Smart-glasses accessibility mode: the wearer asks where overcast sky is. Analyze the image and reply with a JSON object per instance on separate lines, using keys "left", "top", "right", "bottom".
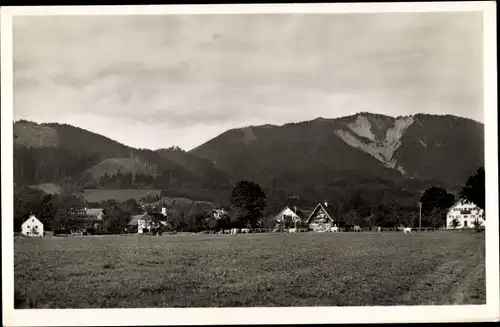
{"left": 13, "top": 12, "right": 483, "bottom": 150}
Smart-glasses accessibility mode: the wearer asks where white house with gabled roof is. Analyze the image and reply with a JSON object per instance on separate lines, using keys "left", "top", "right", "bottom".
{"left": 446, "top": 198, "right": 485, "bottom": 229}
{"left": 21, "top": 214, "right": 44, "bottom": 237}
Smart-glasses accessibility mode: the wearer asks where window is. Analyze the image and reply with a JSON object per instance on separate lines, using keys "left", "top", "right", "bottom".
{"left": 464, "top": 221, "right": 468, "bottom": 227}
{"left": 27, "top": 225, "right": 30, "bottom": 228}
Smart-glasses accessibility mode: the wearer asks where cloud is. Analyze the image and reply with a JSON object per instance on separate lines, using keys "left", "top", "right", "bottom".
{"left": 12, "top": 12, "right": 484, "bottom": 150}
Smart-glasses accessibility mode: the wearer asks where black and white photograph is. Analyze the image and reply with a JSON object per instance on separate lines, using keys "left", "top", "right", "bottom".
{"left": 1, "top": 2, "right": 498, "bottom": 325}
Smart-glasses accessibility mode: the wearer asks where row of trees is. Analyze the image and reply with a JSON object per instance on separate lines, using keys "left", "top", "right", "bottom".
{"left": 98, "top": 171, "right": 156, "bottom": 189}
{"left": 13, "top": 167, "right": 485, "bottom": 234}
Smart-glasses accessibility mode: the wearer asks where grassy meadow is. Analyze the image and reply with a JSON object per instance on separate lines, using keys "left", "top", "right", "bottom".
{"left": 14, "top": 231, "right": 485, "bottom": 308}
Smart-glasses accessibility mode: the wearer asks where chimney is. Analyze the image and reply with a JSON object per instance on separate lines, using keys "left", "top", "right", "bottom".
{"left": 324, "top": 201, "right": 328, "bottom": 207}
{"left": 162, "top": 207, "right": 167, "bottom": 216}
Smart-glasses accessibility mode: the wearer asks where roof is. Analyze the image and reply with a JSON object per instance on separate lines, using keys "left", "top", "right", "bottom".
{"left": 447, "top": 198, "right": 483, "bottom": 214}
{"left": 22, "top": 215, "right": 43, "bottom": 226}
{"left": 147, "top": 212, "right": 168, "bottom": 220}
{"left": 86, "top": 208, "right": 104, "bottom": 217}
{"left": 274, "top": 206, "right": 313, "bottom": 223}
{"left": 275, "top": 206, "right": 300, "bottom": 219}
{"left": 128, "top": 212, "right": 149, "bottom": 226}
{"left": 306, "top": 203, "right": 337, "bottom": 223}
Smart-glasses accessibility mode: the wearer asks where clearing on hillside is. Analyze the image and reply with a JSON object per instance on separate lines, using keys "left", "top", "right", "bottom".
{"left": 14, "top": 231, "right": 485, "bottom": 308}
{"left": 29, "top": 183, "right": 61, "bottom": 195}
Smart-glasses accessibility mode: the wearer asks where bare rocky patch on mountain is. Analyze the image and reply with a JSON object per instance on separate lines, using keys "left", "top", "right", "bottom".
{"left": 334, "top": 114, "right": 415, "bottom": 176}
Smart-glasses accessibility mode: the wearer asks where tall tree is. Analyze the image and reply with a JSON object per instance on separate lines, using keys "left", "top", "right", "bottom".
{"left": 122, "top": 198, "right": 142, "bottom": 215}
{"left": 419, "top": 186, "right": 455, "bottom": 227}
{"left": 102, "top": 205, "right": 130, "bottom": 234}
{"left": 460, "top": 167, "right": 485, "bottom": 212}
{"left": 229, "top": 180, "right": 267, "bottom": 228}
{"left": 420, "top": 186, "right": 455, "bottom": 215}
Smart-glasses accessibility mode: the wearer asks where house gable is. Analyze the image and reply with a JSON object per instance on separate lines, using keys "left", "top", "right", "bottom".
{"left": 447, "top": 198, "right": 483, "bottom": 216}
{"left": 274, "top": 206, "right": 301, "bottom": 222}
{"left": 22, "top": 215, "right": 43, "bottom": 228}
{"left": 306, "top": 203, "right": 335, "bottom": 224}
{"left": 21, "top": 215, "right": 44, "bottom": 236}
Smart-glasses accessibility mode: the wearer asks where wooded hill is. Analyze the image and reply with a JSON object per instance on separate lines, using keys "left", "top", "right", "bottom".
{"left": 14, "top": 120, "right": 231, "bottom": 191}
{"left": 13, "top": 112, "right": 483, "bottom": 211}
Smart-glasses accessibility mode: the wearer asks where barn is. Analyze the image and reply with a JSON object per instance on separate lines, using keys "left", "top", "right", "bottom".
{"left": 21, "top": 214, "right": 44, "bottom": 237}
{"left": 305, "top": 202, "right": 338, "bottom": 232}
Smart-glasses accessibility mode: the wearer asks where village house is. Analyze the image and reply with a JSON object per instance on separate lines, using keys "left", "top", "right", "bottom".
{"left": 128, "top": 212, "right": 149, "bottom": 233}
{"left": 85, "top": 208, "right": 105, "bottom": 221}
{"left": 128, "top": 208, "right": 169, "bottom": 233}
{"left": 305, "top": 202, "right": 339, "bottom": 232}
{"left": 274, "top": 206, "right": 302, "bottom": 223}
{"left": 21, "top": 214, "right": 44, "bottom": 237}
{"left": 446, "top": 198, "right": 485, "bottom": 229}
{"left": 273, "top": 206, "right": 309, "bottom": 229}
{"left": 212, "top": 209, "right": 228, "bottom": 220}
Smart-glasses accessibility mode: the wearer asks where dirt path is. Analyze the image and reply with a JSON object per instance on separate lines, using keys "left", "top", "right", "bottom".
{"left": 394, "top": 255, "right": 485, "bottom": 305}
{"left": 448, "top": 260, "right": 486, "bottom": 304}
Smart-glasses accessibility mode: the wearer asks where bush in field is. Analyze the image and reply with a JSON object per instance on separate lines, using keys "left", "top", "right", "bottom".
{"left": 449, "top": 218, "right": 461, "bottom": 229}
{"left": 472, "top": 219, "right": 484, "bottom": 232}
{"left": 170, "top": 213, "right": 187, "bottom": 232}
{"left": 207, "top": 218, "right": 219, "bottom": 231}
{"left": 280, "top": 214, "right": 297, "bottom": 230}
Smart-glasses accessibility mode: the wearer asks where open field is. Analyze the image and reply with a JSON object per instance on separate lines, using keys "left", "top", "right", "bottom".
{"left": 14, "top": 231, "right": 485, "bottom": 308}
{"left": 29, "top": 183, "right": 61, "bottom": 195}
{"left": 78, "top": 188, "right": 225, "bottom": 205}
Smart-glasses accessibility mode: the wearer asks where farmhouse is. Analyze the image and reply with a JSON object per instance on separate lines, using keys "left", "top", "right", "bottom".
{"left": 128, "top": 209, "right": 169, "bottom": 233}
{"left": 85, "top": 208, "right": 105, "bottom": 221}
{"left": 446, "top": 199, "right": 485, "bottom": 229}
{"left": 274, "top": 206, "right": 302, "bottom": 223}
{"left": 128, "top": 212, "right": 152, "bottom": 233}
{"left": 21, "top": 214, "right": 44, "bottom": 237}
{"left": 212, "top": 209, "right": 228, "bottom": 220}
{"left": 272, "top": 206, "right": 311, "bottom": 231}
{"left": 306, "top": 202, "right": 338, "bottom": 232}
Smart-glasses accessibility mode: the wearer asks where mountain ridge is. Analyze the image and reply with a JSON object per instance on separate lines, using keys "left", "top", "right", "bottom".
{"left": 189, "top": 112, "right": 483, "bottom": 192}
{"left": 14, "top": 112, "right": 482, "bottom": 151}
{"left": 13, "top": 112, "right": 483, "bottom": 208}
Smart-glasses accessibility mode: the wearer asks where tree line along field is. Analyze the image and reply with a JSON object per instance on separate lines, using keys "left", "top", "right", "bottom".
{"left": 14, "top": 231, "right": 485, "bottom": 308}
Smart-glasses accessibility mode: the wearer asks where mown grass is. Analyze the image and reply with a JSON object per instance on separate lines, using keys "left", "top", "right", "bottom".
{"left": 14, "top": 231, "right": 485, "bottom": 308}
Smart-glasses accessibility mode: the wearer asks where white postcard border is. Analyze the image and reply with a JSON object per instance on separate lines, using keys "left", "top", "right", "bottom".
{"left": 1, "top": 2, "right": 498, "bottom": 326}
